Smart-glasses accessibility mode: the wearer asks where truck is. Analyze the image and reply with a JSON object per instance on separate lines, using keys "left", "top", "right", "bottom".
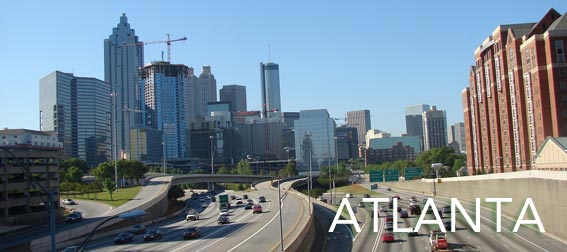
{"left": 429, "top": 230, "right": 452, "bottom": 252}
{"left": 218, "top": 194, "right": 229, "bottom": 209}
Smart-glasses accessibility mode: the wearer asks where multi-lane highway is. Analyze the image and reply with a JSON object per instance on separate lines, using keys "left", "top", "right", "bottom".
{"left": 348, "top": 184, "right": 567, "bottom": 252}
{"left": 83, "top": 179, "right": 309, "bottom": 252}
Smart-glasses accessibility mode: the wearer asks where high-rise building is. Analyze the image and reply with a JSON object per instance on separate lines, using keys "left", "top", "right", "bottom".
{"left": 188, "top": 66, "right": 217, "bottom": 120}
{"left": 282, "top": 112, "right": 300, "bottom": 158}
{"left": 448, "top": 122, "right": 466, "bottom": 153}
{"left": 346, "top": 110, "right": 371, "bottom": 145}
{"left": 423, "top": 106, "right": 447, "bottom": 151}
{"left": 220, "top": 85, "right": 247, "bottom": 113}
{"left": 104, "top": 13, "right": 144, "bottom": 161}
{"left": 463, "top": 9, "right": 567, "bottom": 174}
{"left": 405, "top": 104, "right": 430, "bottom": 151}
{"left": 365, "top": 129, "right": 391, "bottom": 148}
{"left": 39, "top": 71, "right": 111, "bottom": 166}
{"left": 336, "top": 126, "right": 358, "bottom": 161}
{"left": 294, "top": 109, "right": 336, "bottom": 171}
{"left": 140, "top": 61, "right": 190, "bottom": 159}
{"left": 260, "top": 62, "right": 281, "bottom": 119}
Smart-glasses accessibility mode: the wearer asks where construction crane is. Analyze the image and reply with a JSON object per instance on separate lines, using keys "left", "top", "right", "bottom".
{"left": 123, "top": 34, "right": 187, "bottom": 62}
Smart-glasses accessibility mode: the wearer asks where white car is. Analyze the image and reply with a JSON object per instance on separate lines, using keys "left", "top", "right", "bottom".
{"left": 186, "top": 213, "right": 200, "bottom": 221}
{"left": 219, "top": 208, "right": 230, "bottom": 216}
{"left": 62, "top": 199, "right": 77, "bottom": 205}
{"left": 345, "top": 193, "right": 354, "bottom": 198}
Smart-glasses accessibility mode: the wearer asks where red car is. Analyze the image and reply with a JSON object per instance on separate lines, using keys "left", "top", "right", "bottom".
{"left": 253, "top": 204, "right": 263, "bottom": 214}
{"left": 385, "top": 215, "right": 393, "bottom": 223}
{"left": 183, "top": 227, "right": 201, "bottom": 240}
{"left": 392, "top": 195, "right": 401, "bottom": 200}
{"left": 382, "top": 233, "right": 395, "bottom": 243}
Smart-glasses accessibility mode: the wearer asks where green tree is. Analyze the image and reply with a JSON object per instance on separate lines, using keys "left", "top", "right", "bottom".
{"left": 62, "top": 158, "right": 89, "bottom": 174}
{"left": 66, "top": 166, "right": 84, "bottom": 184}
{"left": 217, "top": 166, "right": 231, "bottom": 175}
{"left": 236, "top": 159, "right": 252, "bottom": 175}
{"left": 102, "top": 178, "right": 116, "bottom": 201}
{"left": 284, "top": 162, "right": 298, "bottom": 177}
{"left": 416, "top": 147, "right": 466, "bottom": 178}
{"left": 168, "top": 185, "right": 185, "bottom": 199}
{"left": 93, "top": 162, "right": 115, "bottom": 182}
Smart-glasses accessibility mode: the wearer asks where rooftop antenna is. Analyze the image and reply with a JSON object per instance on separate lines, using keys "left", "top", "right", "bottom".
{"left": 268, "top": 44, "right": 271, "bottom": 62}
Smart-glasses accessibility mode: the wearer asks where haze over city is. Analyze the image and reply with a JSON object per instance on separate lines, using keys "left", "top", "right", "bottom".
{"left": 1, "top": 1, "right": 565, "bottom": 135}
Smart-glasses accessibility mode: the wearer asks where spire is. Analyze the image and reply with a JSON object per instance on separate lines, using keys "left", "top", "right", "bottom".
{"left": 120, "top": 13, "right": 127, "bottom": 23}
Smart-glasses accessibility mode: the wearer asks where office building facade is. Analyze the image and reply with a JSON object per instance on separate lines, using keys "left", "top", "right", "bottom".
{"left": 336, "top": 126, "right": 359, "bottom": 161}
{"left": 448, "top": 122, "right": 466, "bottom": 153}
{"left": 346, "top": 110, "right": 371, "bottom": 145}
{"left": 220, "top": 85, "right": 247, "bottom": 113}
{"left": 423, "top": 106, "right": 447, "bottom": 151}
{"left": 104, "top": 13, "right": 144, "bottom": 161}
{"left": 39, "top": 71, "right": 111, "bottom": 166}
{"left": 260, "top": 62, "right": 282, "bottom": 119}
{"left": 405, "top": 104, "right": 430, "bottom": 151}
{"left": 463, "top": 9, "right": 567, "bottom": 174}
{"left": 188, "top": 66, "right": 217, "bottom": 120}
{"left": 294, "top": 109, "right": 336, "bottom": 171}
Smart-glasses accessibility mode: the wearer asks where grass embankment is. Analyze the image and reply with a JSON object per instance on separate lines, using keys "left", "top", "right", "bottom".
{"left": 71, "top": 186, "right": 142, "bottom": 208}
{"left": 327, "top": 184, "right": 383, "bottom": 197}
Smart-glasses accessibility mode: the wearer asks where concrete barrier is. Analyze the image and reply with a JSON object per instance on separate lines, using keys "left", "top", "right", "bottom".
{"left": 382, "top": 174, "right": 567, "bottom": 243}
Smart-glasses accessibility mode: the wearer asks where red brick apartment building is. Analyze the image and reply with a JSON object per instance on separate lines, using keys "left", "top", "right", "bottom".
{"left": 463, "top": 8, "right": 567, "bottom": 175}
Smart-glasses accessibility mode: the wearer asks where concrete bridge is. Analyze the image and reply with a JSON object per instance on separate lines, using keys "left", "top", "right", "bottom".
{"left": 170, "top": 174, "right": 273, "bottom": 185}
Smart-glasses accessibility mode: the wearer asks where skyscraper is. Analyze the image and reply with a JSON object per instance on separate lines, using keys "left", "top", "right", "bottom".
{"left": 463, "top": 9, "right": 567, "bottom": 174}
{"left": 346, "top": 110, "right": 371, "bottom": 145}
{"left": 260, "top": 62, "right": 281, "bottom": 119}
{"left": 141, "top": 62, "right": 190, "bottom": 159}
{"left": 294, "top": 109, "right": 336, "bottom": 171}
{"left": 104, "top": 13, "right": 144, "bottom": 160}
{"left": 220, "top": 85, "right": 247, "bottom": 113}
{"left": 188, "top": 66, "right": 217, "bottom": 120}
{"left": 422, "top": 106, "right": 447, "bottom": 151}
{"left": 448, "top": 122, "right": 466, "bottom": 153}
{"left": 39, "top": 71, "right": 111, "bottom": 166}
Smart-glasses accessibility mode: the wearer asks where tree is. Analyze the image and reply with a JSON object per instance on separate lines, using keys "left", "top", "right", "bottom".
{"left": 93, "top": 162, "right": 115, "bottom": 182}
{"left": 217, "top": 166, "right": 231, "bottom": 175}
{"left": 168, "top": 185, "right": 185, "bottom": 199}
{"left": 236, "top": 159, "right": 252, "bottom": 175}
{"left": 416, "top": 147, "right": 466, "bottom": 178}
{"left": 284, "top": 162, "right": 298, "bottom": 177}
{"left": 102, "top": 178, "right": 116, "bottom": 201}
{"left": 62, "top": 158, "right": 89, "bottom": 174}
{"left": 66, "top": 166, "right": 84, "bottom": 184}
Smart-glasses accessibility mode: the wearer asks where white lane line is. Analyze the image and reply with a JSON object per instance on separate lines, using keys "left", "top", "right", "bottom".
{"left": 227, "top": 201, "right": 286, "bottom": 252}
{"left": 353, "top": 209, "right": 367, "bottom": 242}
{"left": 371, "top": 213, "right": 384, "bottom": 252}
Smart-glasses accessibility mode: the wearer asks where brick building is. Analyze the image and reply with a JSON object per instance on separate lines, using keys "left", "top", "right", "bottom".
{"left": 463, "top": 9, "right": 567, "bottom": 174}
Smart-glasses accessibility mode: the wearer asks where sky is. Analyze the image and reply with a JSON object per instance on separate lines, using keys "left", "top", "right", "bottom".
{"left": 1, "top": 1, "right": 566, "bottom": 136}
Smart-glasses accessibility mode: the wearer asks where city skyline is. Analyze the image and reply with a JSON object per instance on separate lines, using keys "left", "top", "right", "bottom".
{"left": 1, "top": 1, "right": 566, "bottom": 136}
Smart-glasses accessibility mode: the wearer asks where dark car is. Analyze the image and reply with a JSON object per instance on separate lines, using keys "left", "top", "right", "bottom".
{"left": 358, "top": 201, "right": 365, "bottom": 208}
{"left": 363, "top": 194, "right": 371, "bottom": 198}
{"left": 442, "top": 205, "right": 451, "bottom": 213}
{"left": 399, "top": 210, "right": 408, "bottom": 218}
{"left": 143, "top": 230, "right": 162, "bottom": 242}
{"left": 128, "top": 224, "right": 146, "bottom": 234}
{"left": 114, "top": 232, "right": 134, "bottom": 244}
{"left": 65, "top": 212, "right": 82, "bottom": 224}
{"left": 444, "top": 220, "right": 452, "bottom": 230}
{"left": 183, "top": 227, "right": 201, "bottom": 240}
{"left": 397, "top": 207, "right": 402, "bottom": 212}
{"left": 218, "top": 215, "right": 230, "bottom": 224}
{"left": 211, "top": 197, "right": 216, "bottom": 202}
{"left": 243, "top": 194, "right": 248, "bottom": 199}
{"left": 230, "top": 195, "right": 236, "bottom": 200}
{"left": 258, "top": 196, "right": 266, "bottom": 203}
{"left": 245, "top": 203, "right": 253, "bottom": 210}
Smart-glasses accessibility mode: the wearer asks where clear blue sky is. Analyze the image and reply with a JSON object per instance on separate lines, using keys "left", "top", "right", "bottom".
{"left": 1, "top": 1, "right": 565, "bottom": 135}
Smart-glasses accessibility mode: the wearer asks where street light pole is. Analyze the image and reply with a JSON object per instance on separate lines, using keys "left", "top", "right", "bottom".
{"left": 210, "top": 135, "right": 215, "bottom": 191}
{"left": 162, "top": 142, "right": 166, "bottom": 175}
{"left": 111, "top": 91, "right": 119, "bottom": 190}
{"left": 278, "top": 176, "right": 284, "bottom": 251}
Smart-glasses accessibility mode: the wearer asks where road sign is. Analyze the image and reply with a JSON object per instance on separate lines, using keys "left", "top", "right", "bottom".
{"left": 369, "top": 170, "right": 383, "bottom": 182}
{"left": 405, "top": 167, "right": 423, "bottom": 180}
{"left": 384, "top": 169, "right": 399, "bottom": 182}
{"left": 218, "top": 194, "right": 229, "bottom": 209}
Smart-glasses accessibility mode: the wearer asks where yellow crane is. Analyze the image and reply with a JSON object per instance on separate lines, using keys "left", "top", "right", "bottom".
{"left": 124, "top": 34, "right": 187, "bottom": 62}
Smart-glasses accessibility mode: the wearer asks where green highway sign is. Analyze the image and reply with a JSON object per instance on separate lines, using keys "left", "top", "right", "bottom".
{"left": 405, "top": 167, "right": 423, "bottom": 180}
{"left": 369, "top": 170, "right": 383, "bottom": 182}
{"left": 384, "top": 169, "right": 399, "bottom": 182}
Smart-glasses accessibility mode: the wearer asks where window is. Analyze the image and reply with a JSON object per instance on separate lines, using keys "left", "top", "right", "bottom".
{"left": 556, "top": 40, "right": 564, "bottom": 63}
{"left": 494, "top": 56, "right": 502, "bottom": 91}
{"left": 561, "top": 80, "right": 567, "bottom": 90}
{"left": 485, "top": 63, "right": 491, "bottom": 97}
{"left": 563, "top": 96, "right": 567, "bottom": 105}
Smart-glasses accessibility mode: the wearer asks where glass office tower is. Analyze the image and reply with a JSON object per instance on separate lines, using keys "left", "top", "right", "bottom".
{"left": 294, "top": 109, "right": 336, "bottom": 171}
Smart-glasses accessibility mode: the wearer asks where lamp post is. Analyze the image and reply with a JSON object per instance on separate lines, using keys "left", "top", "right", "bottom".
{"left": 210, "top": 135, "right": 215, "bottom": 191}
{"left": 110, "top": 91, "right": 119, "bottom": 190}
{"left": 306, "top": 131, "right": 312, "bottom": 215}
{"left": 162, "top": 142, "right": 166, "bottom": 175}
{"left": 278, "top": 176, "right": 284, "bottom": 251}
{"left": 74, "top": 210, "right": 145, "bottom": 252}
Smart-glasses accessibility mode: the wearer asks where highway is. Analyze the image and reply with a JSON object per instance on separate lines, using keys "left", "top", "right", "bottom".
{"left": 350, "top": 184, "right": 567, "bottom": 252}
{"left": 72, "top": 200, "right": 112, "bottom": 218}
{"left": 84, "top": 179, "right": 309, "bottom": 252}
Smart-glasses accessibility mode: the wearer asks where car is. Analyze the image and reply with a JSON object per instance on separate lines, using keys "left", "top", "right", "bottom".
{"left": 384, "top": 222, "right": 393, "bottom": 231}
{"left": 62, "top": 198, "right": 77, "bottom": 205}
{"left": 397, "top": 207, "right": 402, "bottom": 212}
{"left": 211, "top": 197, "right": 216, "bottom": 202}
{"left": 408, "top": 227, "right": 419, "bottom": 237}
{"left": 62, "top": 246, "right": 79, "bottom": 252}
{"left": 386, "top": 188, "right": 392, "bottom": 191}
{"left": 230, "top": 195, "right": 236, "bottom": 200}
{"left": 143, "top": 230, "right": 162, "bottom": 241}
{"left": 382, "top": 232, "right": 395, "bottom": 243}
{"left": 218, "top": 215, "right": 230, "bottom": 224}
{"left": 409, "top": 201, "right": 419, "bottom": 206}
{"left": 219, "top": 208, "right": 230, "bottom": 216}
{"left": 392, "top": 195, "right": 401, "bottom": 200}
{"left": 442, "top": 205, "right": 451, "bottom": 213}
{"left": 385, "top": 215, "right": 393, "bottom": 223}
{"left": 247, "top": 199, "right": 254, "bottom": 204}
{"left": 253, "top": 204, "right": 263, "bottom": 214}
{"left": 399, "top": 210, "right": 408, "bottom": 218}
{"left": 363, "top": 194, "right": 371, "bottom": 198}
{"left": 258, "top": 196, "right": 266, "bottom": 203}
{"left": 380, "top": 205, "right": 388, "bottom": 212}
{"left": 243, "top": 194, "right": 248, "bottom": 199}
{"left": 444, "top": 220, "right": 452, "bottom": 229}
{"left": 65, "top": 212, "right": 82, "bottom": 224}
{"left": 358, "top": 201, "right": 365, "bottom": 208}
{"left": 186, "top": 213, "right": 200, "bottom": 221}
{"left": 244, "top": 203, "right": 253, "bottom": 210}
{"left": 236, "top": 200, "right": 243, "bottom": 205}
{"left": 345, "top": 193, "right": 354, "bottom": 198}
{"left": 202, "top": 203, "right": 208, "bottom": 208}
{"left": 183, "top": 227, "right": 201, "bottom": 240}
{"left": 114, "top": 232, "right": 134, "bottom": 244}
{"left": 128, "top": 224, "right": 146, "bottom": 234}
